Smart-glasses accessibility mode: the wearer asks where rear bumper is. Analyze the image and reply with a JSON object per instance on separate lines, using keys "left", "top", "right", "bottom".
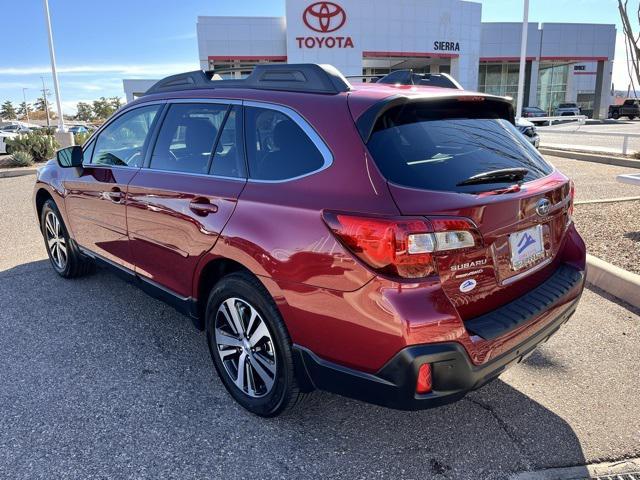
{"left": 293, "top": 266, "right": 584, "bottom": 410}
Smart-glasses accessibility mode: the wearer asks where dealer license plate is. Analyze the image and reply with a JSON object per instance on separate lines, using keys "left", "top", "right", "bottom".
{"left": 509, "top": 225, "right": 545, "bottom": 270}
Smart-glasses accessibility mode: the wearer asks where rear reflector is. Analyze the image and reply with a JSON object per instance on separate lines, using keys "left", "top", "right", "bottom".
{"left": 568, "top": 179, "right": 575, "bottom": 222}
{"left": 323, "top": 212, "right": 482, "bottom": 279}
{"left": 416, "top": 363, "right": 432, "bottom": 394}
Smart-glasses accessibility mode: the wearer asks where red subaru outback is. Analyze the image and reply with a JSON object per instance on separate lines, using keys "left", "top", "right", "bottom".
{"left": 34, "top": 64, "right": 585, "bottom": 416}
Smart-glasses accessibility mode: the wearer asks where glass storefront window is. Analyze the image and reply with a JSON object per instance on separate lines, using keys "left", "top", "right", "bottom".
{"left": 536, "top": 62, "right": 569, "bottom": 114}
{"left": 477, "top": 62, "right": 520, "bottom": 103}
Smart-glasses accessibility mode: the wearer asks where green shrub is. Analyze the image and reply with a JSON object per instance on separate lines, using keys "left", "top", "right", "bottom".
{"left": 37, "top": 126, "right": 56, "bottom": 135}
{"left": 8, "top": 150, "right": 33, "bottom": 167}
{"left": 5, "top": 132, "right": 59, "bottom": 162}
{"left": 74, "top": 131, "right": 91, "bottom": 146}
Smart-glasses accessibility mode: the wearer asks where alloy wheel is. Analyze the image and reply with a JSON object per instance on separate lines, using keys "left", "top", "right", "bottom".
{"left": 214, "top": 297, "right": 277, "bottom": 398}
{"left": 45, "top": 211, "right": 67, "bottom": 270}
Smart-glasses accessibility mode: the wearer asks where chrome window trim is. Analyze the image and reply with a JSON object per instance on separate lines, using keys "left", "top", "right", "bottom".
{"left": 82, "top": 163, "right": 141, "bottom": 171}
{"left": 83, "top": 97, "right": 333, "bottom": 183}
{"left": 138, "top": 166, "right": 246, "bottom": 183}
{"left": 81, "top": 101, "right": 166, "bottom": 169}
{"left": 242, "top": 99, "right": 334, "bottom": 183}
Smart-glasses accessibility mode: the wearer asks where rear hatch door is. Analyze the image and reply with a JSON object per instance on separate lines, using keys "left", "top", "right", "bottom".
{"left": 362, "top": 95, "right": 573, "bottom": 320}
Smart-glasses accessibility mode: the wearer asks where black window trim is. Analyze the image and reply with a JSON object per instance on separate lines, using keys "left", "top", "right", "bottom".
{"left": 141, "top": 98, "right": 247, "bottom": 181}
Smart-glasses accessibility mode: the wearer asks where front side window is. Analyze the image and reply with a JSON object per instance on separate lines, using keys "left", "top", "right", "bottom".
{"left": 82, "top": 139, "right": 96, "bottom": 164}
{"left": 245, "top": 106, "right": 324, "bottom": 181}
{"left": 92, "top": 105, "right": 160, "bottom": 167}
{"left": 150, "top": 103, "right": 228, "bottom": 174}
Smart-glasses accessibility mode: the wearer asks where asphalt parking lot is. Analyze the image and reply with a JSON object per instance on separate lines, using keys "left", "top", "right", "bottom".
{"left": 1, "top": 159, "right": 639, "bottom": 479}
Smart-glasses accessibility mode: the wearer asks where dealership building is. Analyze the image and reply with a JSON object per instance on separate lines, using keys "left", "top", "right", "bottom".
{"left": 125, "top": 0, "right": 616, "bottom": 118}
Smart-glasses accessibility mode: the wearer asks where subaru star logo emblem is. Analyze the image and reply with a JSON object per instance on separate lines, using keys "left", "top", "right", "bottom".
{"left": 303, "top": 2, "right": 346, "bottom": 33}
{"left": 535, "top": 198, "right": 551, "bottom": 217}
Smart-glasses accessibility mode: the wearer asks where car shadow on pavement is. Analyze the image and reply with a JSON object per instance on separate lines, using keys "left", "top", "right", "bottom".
{"left": 0, "top": 261, "right": 588, "bottom": 479}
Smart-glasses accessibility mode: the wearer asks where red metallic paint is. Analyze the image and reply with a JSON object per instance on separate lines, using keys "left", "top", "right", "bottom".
{"left": 61, "top": 166, "right": 139, "bottom": 270}
{"left": 33, "top": 81, "right": 586, "bottom": 378}
{"left": 126, "top": 170, "right": 246, "bottom": 297}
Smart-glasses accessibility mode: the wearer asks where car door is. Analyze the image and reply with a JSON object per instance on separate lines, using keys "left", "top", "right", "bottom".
{"left": 126, "top": 100, "right": 246, "bottom": 298}
{"left": 63, "top": 104, "right": 162, "bottom": 270}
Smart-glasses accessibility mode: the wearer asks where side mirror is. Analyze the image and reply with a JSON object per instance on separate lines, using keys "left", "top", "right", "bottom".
{"left": 56, "top": 145, "right": 83, "bottom": 168}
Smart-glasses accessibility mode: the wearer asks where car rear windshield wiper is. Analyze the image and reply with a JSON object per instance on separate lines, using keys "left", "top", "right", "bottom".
{"left": 456, "top": 168, "right": 529, "bottom": 186}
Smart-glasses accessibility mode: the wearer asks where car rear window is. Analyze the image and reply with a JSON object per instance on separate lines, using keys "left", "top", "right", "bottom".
{"left": 366, "top": 100, "right": 553, "bottom": 192}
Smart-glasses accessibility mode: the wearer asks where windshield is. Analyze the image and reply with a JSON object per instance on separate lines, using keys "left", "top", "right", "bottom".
{"left": 367, "top": 102, "right": 553, "bottom": 193}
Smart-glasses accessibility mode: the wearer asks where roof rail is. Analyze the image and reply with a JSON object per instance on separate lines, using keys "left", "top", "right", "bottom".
{"left": 144, "top": 63, "right": 351, "bottom": 96}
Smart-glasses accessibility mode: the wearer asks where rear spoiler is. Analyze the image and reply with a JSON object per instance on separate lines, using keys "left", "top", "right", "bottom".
{"left": 354, "top": 93, "right": 515, "bottom": 143}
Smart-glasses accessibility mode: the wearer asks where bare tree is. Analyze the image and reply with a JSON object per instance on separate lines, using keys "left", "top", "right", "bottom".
{"left": 618, "top": 0, "right": 640, "bottom": 96}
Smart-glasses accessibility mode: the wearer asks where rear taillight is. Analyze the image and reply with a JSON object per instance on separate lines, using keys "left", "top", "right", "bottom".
{"left": 322, "top": 212, "right": 481, "bottom": 279}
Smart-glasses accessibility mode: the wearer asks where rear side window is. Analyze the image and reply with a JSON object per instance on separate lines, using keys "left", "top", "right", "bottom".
{"left": 150, "top": 103, "right": 227, "bottom": 174}
{"left": 367, "top": 100, "right": 553, "bottom": 193}
{"left": 245, "top": 106, "right": 324, "bottom": 181}
{"left": 92, "top": 105, "right": 160, "bottom": 167}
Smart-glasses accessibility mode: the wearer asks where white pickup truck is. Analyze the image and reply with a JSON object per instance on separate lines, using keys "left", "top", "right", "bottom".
{"left": 0, "top": 132, "right": 17, "bottom": 154}
{"left": 553, "top": 102, "right": 581, "bottom": 116}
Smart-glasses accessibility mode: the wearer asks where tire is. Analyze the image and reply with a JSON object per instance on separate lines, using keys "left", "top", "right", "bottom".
{"left": 5, "top": 145, "right": 11, "bottom": 155}
{"left": 40, "top": 199, "right": 94, "bottom": 278}
{"left": 629, "top": 116, "right": 636, "bottom": 120}
{"left": 612, "top": 112, "right": 620, "bottom": 119}
{"left": 205, "top": 271, "right": 305, "bottom": 417}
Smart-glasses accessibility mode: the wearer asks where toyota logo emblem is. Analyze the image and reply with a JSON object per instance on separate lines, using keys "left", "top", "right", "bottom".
{"left": 303, "top": 2, "right": 346, "bottom": 33}
{"left": 535, "top": 198, "right": 551, "bottom": 216}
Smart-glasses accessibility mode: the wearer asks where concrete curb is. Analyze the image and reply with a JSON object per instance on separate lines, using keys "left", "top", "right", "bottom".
{"left": 0, "top": 168, "right": 38, "bottom": 178}
{"left": 575, "top": 196, "right": 640, "bottom": 205}
{"left": 540, "top": 147, "right": 640, "bottom": 169}
{"left": 510, "top": 457, "right": 640, "bottom": 480}
{"left": 586, "top": 253, "right": 640, "bottom": 309}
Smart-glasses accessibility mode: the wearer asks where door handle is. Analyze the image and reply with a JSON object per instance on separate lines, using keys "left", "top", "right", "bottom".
{"left": 105, "top": 188, "right": 124, "bottom": 203}
{"left": 189, "top": 198, "right": 218, "bottom": 216}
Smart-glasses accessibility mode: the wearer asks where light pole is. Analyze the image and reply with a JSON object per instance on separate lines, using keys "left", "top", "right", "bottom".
{"left": 515, "top": 0, "right": 530, "bottom": 119}
{"left": 22, "top": 88, "right": 30, "bottom": 124}
{"left": 41, "top": 76, "right": 51, "bottom": 127}
{"left": 43, "top": 0, "right": 65, "bottom": 132}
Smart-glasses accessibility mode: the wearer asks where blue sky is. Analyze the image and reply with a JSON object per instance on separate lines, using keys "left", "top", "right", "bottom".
{"left": 0, "top": 0, "right": 629, "bottom": 114}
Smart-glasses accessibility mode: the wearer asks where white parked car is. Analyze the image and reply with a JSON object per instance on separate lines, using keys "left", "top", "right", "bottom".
{"left": 0, "top": 132, "right": 17, "bottom": 154}
{"left": 553, "top": 103, "right": 581, "bottom": 116}
{"left": 515, "top": 118, "right": 540, "bottom": 149}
